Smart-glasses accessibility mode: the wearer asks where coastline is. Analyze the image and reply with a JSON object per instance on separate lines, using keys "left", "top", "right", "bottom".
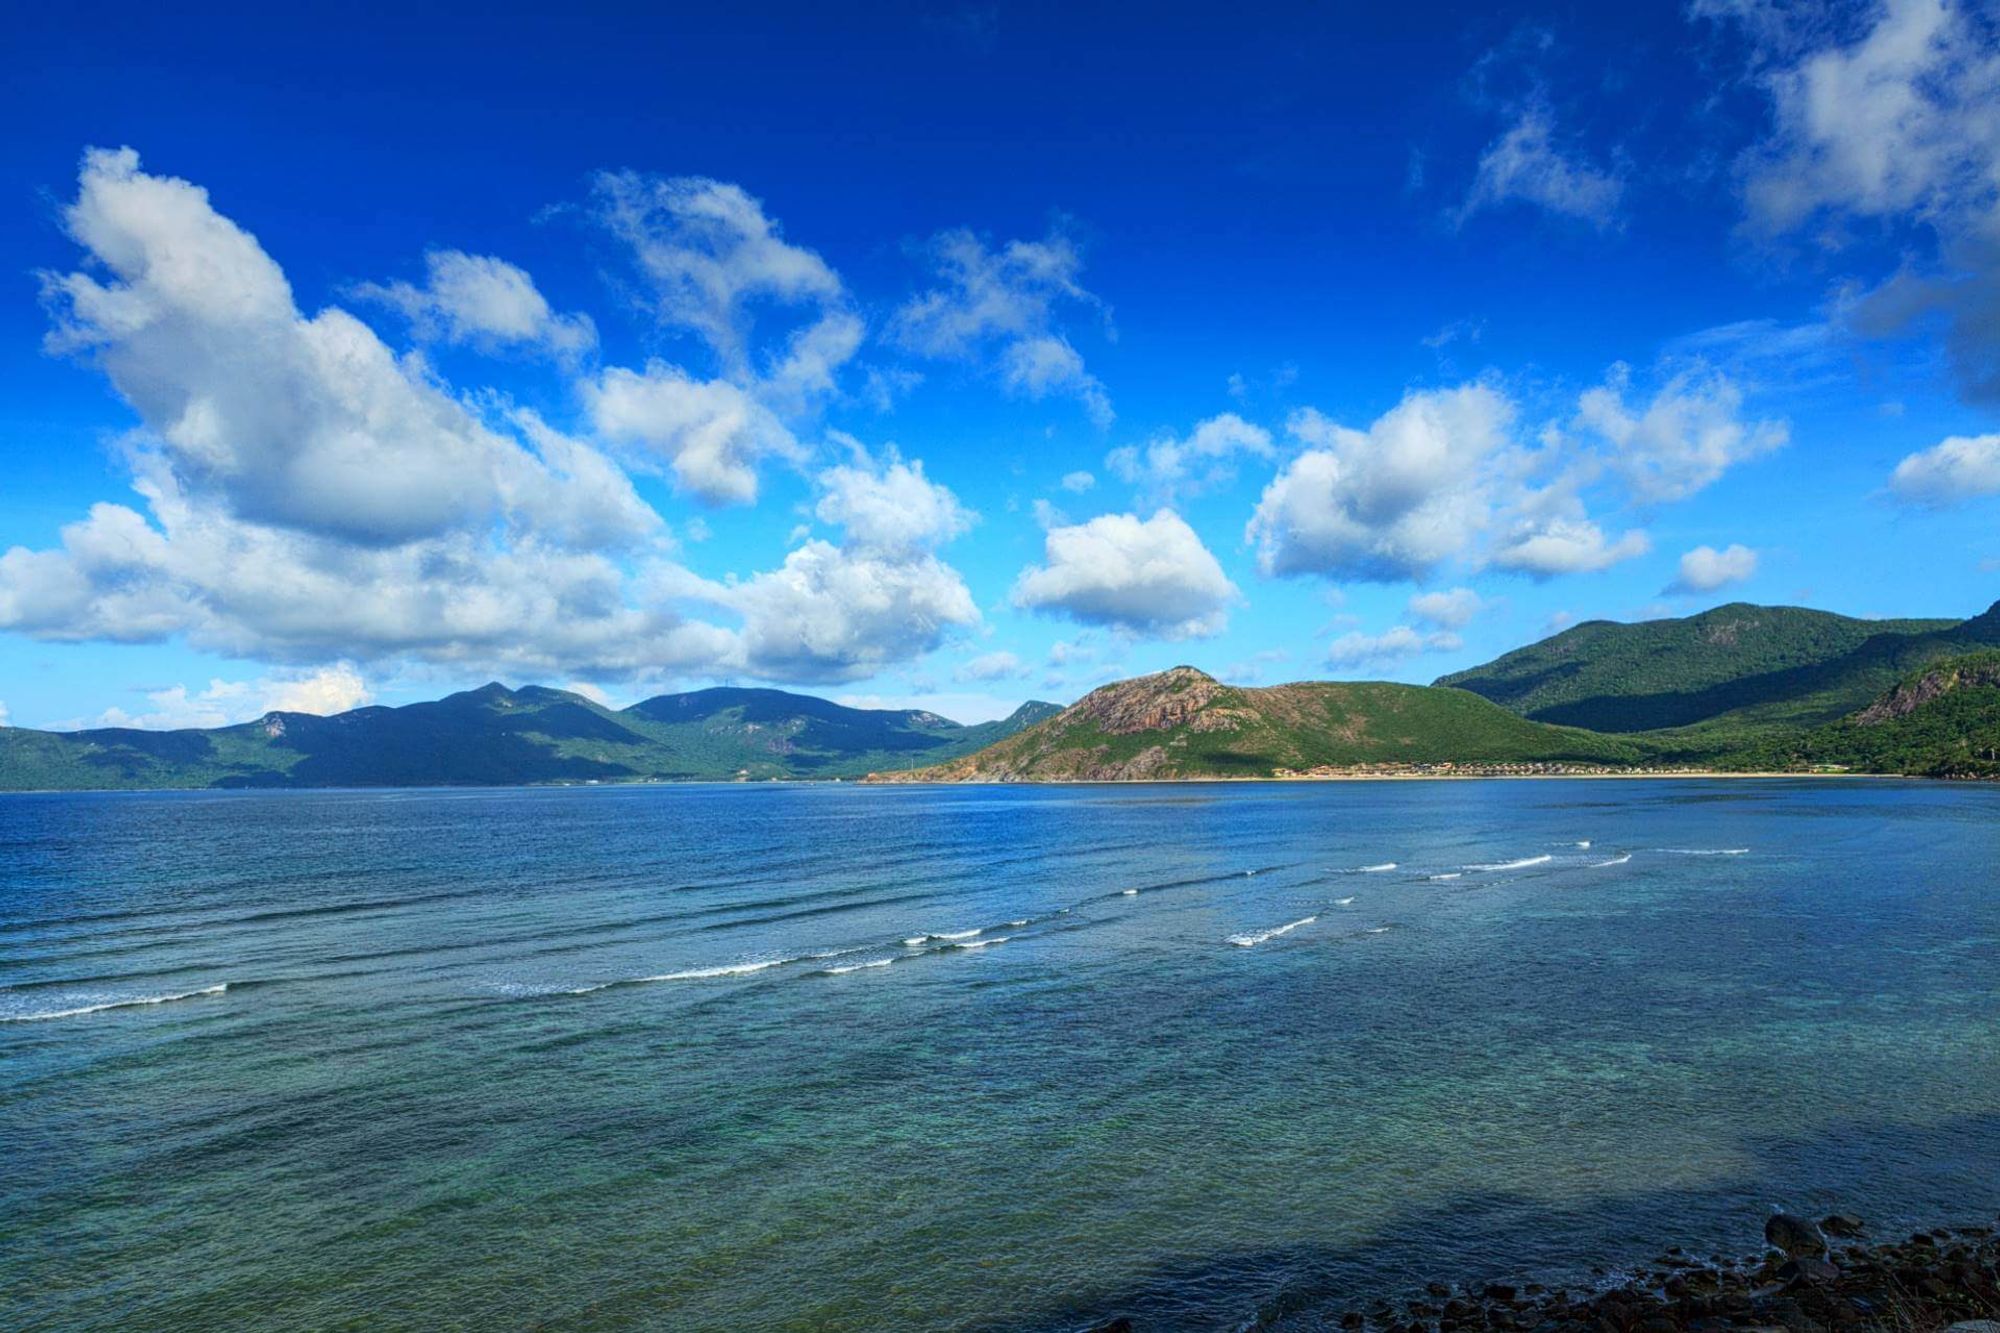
{"left": 1085, "top": 1212, "right": 2000, "bottom": 1333}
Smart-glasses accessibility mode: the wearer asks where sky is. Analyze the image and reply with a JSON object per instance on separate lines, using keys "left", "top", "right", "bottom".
{"left": 1, "top": 0, "right": 1997, "bottom": 730}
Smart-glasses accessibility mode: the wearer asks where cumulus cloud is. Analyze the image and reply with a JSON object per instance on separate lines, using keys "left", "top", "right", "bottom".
{"left": 36, "top": 148, "right": 635, "bottom": 550}
{"left": 584, "top": 172, "right": 859, "bottom": 494}
{"left": 1575, "top": 363, "right": 1789, "bottom": 502}
{"left": 1325, "top": 625, "right": 1463, "bottom": 670}
{"left": 1105, "top": 412, "right": 1273, "bottom": 503}
{"left": 721, "top": 540, "right": 978, "bottom": 683}
{"left": 588, "top": 172, "right": 844, "bottom": 371}
{"left": 1247, "top": 385, "right": 1518, "bottom": 582}
{"left": 708, "top": 444, "right": 981, "bottom": 683}
{"left": 1889, "top": 432, "right": 2000, "bottom": 506}
{"left": 355, "top": 249, "right": 594, "bottom": 360}
{"left": 892, "top": 226, "right": 1114, "bottom": 425}
{"left": 1493, "top": 518, "right": 1651, "bottom": 578}
{"left": 1407, "top": 586, "right": 1486, "bottom": 629}
{"left": 1717, "top": 0, "right": 2000, "bottom": 402}
{"left": 1670, "top": 543, "right": 1760, "bottom": 593}
{"left": 814, "top": 442, "right": 974, "bottom": 552}
{"left": 583, "top": 361, "right": 802, "bottom": 505}
{"left": 74, "top": 663, "right": 372, "bottom": 731}
{"left": 955, "top": 650, "right": 1028, "bottom": 682}
{"left": 1060, "top": 470, "right": 1096, "bottom": 492}
{"left": 1457, "top": 105, "right": 1623, "bottom": 229}
{"left": 1013, "top": 509, "right": 1237, "bottom": 639}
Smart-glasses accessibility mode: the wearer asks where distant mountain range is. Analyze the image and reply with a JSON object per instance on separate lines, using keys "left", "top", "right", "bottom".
{"left": 0, "top": 683, "right": 1060, "bottom": 790}
{"left": 4, "top": 599, "right": 1997, "bottom": 790}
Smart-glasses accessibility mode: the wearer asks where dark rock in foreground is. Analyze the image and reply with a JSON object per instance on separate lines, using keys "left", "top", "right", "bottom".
{"left": 1079, "top": 1213, "right": 2000, "bottom": 1333}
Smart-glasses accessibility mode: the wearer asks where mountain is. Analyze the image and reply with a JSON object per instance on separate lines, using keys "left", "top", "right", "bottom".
{"left": 1435, "top": 601, "right": 2000, "bottom": 753}
{"left": 1750, "top": 651, "right": 2000, "bottom": 778}
{"left": 0, "top": 684, "right": 1061, "bottom": 790}
{"left": 874, "top": 666, "right": 1648, "bottom": 781}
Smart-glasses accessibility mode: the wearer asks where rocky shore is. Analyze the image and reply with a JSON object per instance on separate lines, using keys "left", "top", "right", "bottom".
{"left": 1083, "top": 1212, "right": 2000, "bottom": 1333}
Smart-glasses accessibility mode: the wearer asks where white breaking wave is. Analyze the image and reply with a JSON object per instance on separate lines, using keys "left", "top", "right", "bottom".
{"left": 1354, "top": 862, "right": 1398, "bottom": 873}
{"left": 1006, "top": 919, "right": 1029, "bottom": 927}
{"left": 1574, "top": 840, "right": 1592, "bottom": 849}
{"left": 904, "top": 928, "right": 981, "bottom": 946}
{"left": 1121, "top": 888, "right": 1139, "bottom": 896}
{"left": 1334, "top": 896, "right": 1356, "bottom": 906}
{"left": 823, "top": 957, "right": 894, "bottom": 975}
{"left": 1428, "top": 872, "right": 1462, "bottom": 882}
{"left": 1363, "top": 926, "right": 1391, "bottom": 934}
{"left": 1464, "top": 854, "right": 1552, "bottom": 871}
{"left": 1590, "top": 853, "right": 1632, "bottom": 867}
{"left": 1227, "top": 916, "right": 1317, "bottom": 948}
{"left": 955, "top": 936, "right": 1009, "bottom": 950}
{"left": 1, "top": 983, "right": 229, "bottom": 1023}
{"left": 1660, "top": 848, "right": 1749, "bottom": 856}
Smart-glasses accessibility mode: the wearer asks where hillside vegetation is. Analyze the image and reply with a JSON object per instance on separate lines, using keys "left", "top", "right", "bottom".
{"left": 1437, "top": 601, "right": 2000, "bottom": 755}
{"left": 879, "top": 666, "right": 1647, "bottom": 781}
{"left": 1743, "top": 651, "right": 2000, "bottom": 778}
{"left": 0, "top": 684, "right": 1058, "bottom": 790}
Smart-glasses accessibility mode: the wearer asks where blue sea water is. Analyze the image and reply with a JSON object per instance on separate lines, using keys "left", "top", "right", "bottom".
{"left": 2, "top": 779, "right": 1998, "bottom": 1331}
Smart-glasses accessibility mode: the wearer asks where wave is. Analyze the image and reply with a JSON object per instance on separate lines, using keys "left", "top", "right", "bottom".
{"left": 902, "top": 929, "right": 981, "bottom": 946}
{"left": 1464, "top": 854, "right": 1553, "bottom": 871}
{"left": 1574, "top": 840, "right": 1592, "bottom": 849}
{"left": 1, "top": 983, "right": 228, "bottom": 1023}
{"left": 821, "top": 957, "right": 894, "bottom": 975}
{"left": 1354, "top": 862, "right": 1398, "bottom": 873}
{"left": 1121, "top": 888, "right": 1139, "bottom": 896}
{"left": 1428, "top": 872, "right": 1462, "bottom": 882}
{"left": 1363, "top": 926, "right": 1392, "bottom": 935}
{"left": 1005, "top": 919, "right": 1029, "bottom": 927}
{"left": 1334, "top": 896, "right": 1356, "bottom": 906}
{"left": 1590, "top": 853, "right": 1632, "bottom": 867}
{"left": 565, "top": 957, "right": 794, "bottom": 993}
{"left": 954, "top": 936, "right": 1009, "bottom": 950}
{"left": 1659, "top": 847, "right": 1749, "bottom": 856}
{"left": 1227, "top": 916, "right": 1317, "bottom": 948}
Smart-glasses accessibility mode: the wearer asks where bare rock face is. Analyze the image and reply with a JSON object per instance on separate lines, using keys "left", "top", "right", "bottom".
{"left": 1858, "top": 658, "right": 2000, "bottom": 724}
{"left": 1063, "top": 667, "right": 1233, "bottom": 736}
{"left": 1765, "top": 1211, "right": 1826, "bottom": 1258}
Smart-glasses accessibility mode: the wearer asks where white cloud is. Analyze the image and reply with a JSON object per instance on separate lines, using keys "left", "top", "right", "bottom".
{"left": 1325, "top": 625, "right": 1463, "bottom": 670}
{"left": 1889, "top": 432, "right": 2000, "bottom": 506}
{"left": 38, "top": 148, "right": 636, "bottom": 550}
{"left": 0, "top": 700, "right": 10, "bottom": 727}
{"left": 892, "top": 226, "right": 1113, "bottom": 425}
{"left": 355, "top": 250, "right": 594, "bottom": 360}
{"left": 723, "top": 540, "right": 978, "bottom": 683}
{"left": 1718, "top": 0, "right": 2000, "bottom": 402}
{"left": 1247, "top": 385, "right": 1518, "bottom": 582}
{"left": 955, "top": 650, "right": 1028, "bottom": 682}
{"left": 1407, "top": 586, "right": 1486, "bottom": 629}
{"left": 76, "top": 663, "right": 372, "bottom": 731}
{"left": 1575, "top": 363, "right": 1788, "bottom": 502}
{"left": 1105, "top": 412, "right": 1272, "bottom": 503}
{"left": 1734, "top": 0, "right": 2000, "bottom": 235}
{"left": 588, "top": 172, "right": 844, "bottom": 373}
{"left": 582, "top": 361, "right": 802, "bottom": 506}
{"left": 1013, "top": 509, "right": 1237, "bottom": 639}
{"left": 832, "top": 691, "right": 1021, "bottom": 725}
{"left": 1492, "top": 518, "right": 1651, "bottom": 578}
{"left": 1457, "top": 105, "right": 1623, "bottom": 229}
{"left": 1060, "top": 470, "right": 1096, "bottom": 493}
{"left": 1670, "top": 543, "right": 1760, "bottom": 593}
{"left": 815, "top": 442, "right": 974, "bottom": 552}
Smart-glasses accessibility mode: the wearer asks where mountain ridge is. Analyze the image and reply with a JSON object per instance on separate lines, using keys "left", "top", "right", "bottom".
{"left": 0, "top": 684, "right": 1060, "bottom": 790}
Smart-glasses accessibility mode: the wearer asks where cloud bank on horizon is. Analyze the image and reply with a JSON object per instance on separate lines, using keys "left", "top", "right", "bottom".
{"left": 0, "top": 0, "right": 1996, "bottom": 729}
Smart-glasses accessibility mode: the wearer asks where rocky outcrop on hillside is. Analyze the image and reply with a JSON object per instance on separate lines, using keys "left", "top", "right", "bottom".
{"left": 1857, "top": 656, "right": 2000, "bottom": 725}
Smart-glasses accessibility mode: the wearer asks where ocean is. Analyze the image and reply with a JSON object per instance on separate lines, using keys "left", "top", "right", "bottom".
{"left": 3, "top": 779, "right": 1998, "bottom": 1330}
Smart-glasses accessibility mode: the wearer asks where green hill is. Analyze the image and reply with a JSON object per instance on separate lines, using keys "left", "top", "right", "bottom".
{"left": 1745, "top": 652, "right": 2000, "bottom": 778}
{"left": 874, "top": 666, "right": 1649, "bottom": 781}
{"left": 1436, "top": 601, "right": 2000, "bottom": 754}
{"left": 0, "top": 685, "right": 1060, "bottom": 790}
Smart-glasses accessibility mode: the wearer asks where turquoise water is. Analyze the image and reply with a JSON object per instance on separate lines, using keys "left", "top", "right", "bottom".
{"left": 3, "top": 779, "right": 1999, "bottom": 1331}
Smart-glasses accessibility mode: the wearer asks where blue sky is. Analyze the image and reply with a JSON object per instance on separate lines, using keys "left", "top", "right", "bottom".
{"left": 2, "top": 0, "right": 1997, "bottom": 729}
